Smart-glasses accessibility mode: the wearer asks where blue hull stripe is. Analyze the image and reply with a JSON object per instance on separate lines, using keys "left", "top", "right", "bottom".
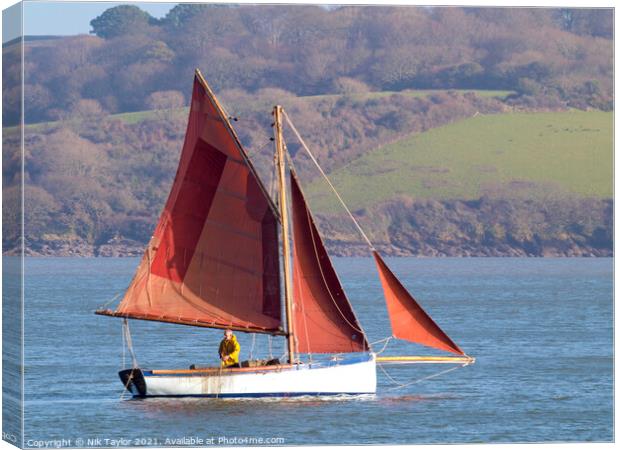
{"left": 133, "top": 392, "right": 372, "bottom": 399}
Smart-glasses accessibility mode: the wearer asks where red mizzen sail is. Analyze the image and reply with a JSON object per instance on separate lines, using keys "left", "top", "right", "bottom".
{"left": 373, "top": 252, "right": 464, "bottom": 355}
{"left": 290, "top": 171, "right": 369, "bottom": 353}
{"left": 110, "top": 72, "right": 282, "bottom": 334}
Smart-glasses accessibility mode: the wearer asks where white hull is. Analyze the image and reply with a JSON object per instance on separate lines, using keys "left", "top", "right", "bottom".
{"left": 120, "top": 353, "right": 376, "bottom": 398}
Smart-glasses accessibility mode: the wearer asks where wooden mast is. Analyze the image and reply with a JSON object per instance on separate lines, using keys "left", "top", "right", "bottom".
{"left": 274, "top": 105, "right": 296, "bottom": 364}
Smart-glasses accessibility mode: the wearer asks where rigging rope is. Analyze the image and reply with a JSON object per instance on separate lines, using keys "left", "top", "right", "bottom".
{"left": 373, "top": 336, "right": 393, "bottom": 355}
{"left": 249, "top": 139, "right": 274, "bottom": 157}
{"left": 98, "top": 292, "right": 122, "bottom": 310}
{"left": 282, "top": 109, "right": 375, "bottom": 251}
{"left": 378, "top": 361, "right": 466, "bottom": 392}
{"left": 123, "top": 319, "right": 139, "bottom": 369}
{"left": 119, "top": 320, "right": 139, "bottom": 400}
{"left": 119, "top": 371, "right": 134, "bottom": 401}
{"left": 249, "top": 333, "right": 256, "bottom": 360}
{"left": 121, "top": 320, "right": 126, "bottom": 369}
{"left": 269, "top": 144, "right": 279, "bottom": 203}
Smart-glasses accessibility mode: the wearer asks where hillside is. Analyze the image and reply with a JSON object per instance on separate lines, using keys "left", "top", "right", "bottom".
{"left": 305, "top": 111, "right": 613, "bottom": 212}
{"left": 2, "top": 5, "right": 613, "bottom": 257}
{"left": 3, "top": 6, "right": 612, "bottom": 126}
{"left": 4, "top": 88, "right": 513, "bottom": 132}
{"left": 2, "top": 90, "right": 612, "bottom": 257}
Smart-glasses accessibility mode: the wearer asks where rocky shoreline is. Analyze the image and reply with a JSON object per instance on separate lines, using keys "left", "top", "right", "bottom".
{"left": 8, "top": 236, "right": 146, "bottom": 257}
{"left": 5, "top": 197, "right": 612, "bottom": 258}
{"left": 5, "top": 239, "right": 611, "bottom": 258}
{"left": 327, "top": 242, "right": 612, "bottom": 257}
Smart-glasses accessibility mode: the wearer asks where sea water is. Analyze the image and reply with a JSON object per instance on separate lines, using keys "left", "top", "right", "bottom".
{"left": 12, "top": 257, "right": 613, "bottom": 445}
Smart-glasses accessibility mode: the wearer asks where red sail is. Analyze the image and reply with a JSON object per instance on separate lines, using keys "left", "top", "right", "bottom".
{"left": 290, "top": 172, "right": 369, "bottom": 353}
{"left": 113, "top": 72, "right": 282, "bottom": 333}
{"left": 373, "top": 252, "right": 464, "bottom": 355}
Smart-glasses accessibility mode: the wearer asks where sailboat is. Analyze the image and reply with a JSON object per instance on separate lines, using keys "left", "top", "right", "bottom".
{"left": 96, "top": 69, "right": 474, "bottom": 398}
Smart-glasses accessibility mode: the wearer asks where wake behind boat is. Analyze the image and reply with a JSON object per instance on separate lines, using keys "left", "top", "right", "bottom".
{"left": 96, "top": 69, "right": 474, "bottom": 399}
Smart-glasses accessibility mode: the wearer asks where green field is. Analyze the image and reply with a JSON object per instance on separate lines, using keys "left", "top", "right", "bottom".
{"left": 109, "top": 108, "right": 187, "bottom": 124}
{"left": 306, "top": 111, "right": 613, "bottom": 212}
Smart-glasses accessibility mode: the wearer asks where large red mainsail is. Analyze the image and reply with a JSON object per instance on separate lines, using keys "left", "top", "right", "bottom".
{"left": 290, "top": 172, "right": 369, "bottom": 353}
{"left": 373, "top": 252, "right": 464, "bottom": 355}
{"left": 105, "top": 72, "right": 282, "bottom": 334}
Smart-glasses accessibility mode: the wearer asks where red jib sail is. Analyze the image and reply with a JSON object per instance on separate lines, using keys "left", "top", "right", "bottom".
{"left": 290, "top": 171, "right": 369, "bottom": 353}
{"left": 110, "top": 72, "right": 282, "bottom": 334}
{"left": 373, "top": 252, "right": 464, "bottom": 355}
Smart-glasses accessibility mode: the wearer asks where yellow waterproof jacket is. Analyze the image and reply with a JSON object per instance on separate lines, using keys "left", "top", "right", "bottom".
{"left": 218, "top": 335, "right": 240, "bottom": 367}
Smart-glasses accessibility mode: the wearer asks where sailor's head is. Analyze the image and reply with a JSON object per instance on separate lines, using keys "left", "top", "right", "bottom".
{"left": 224, "top": 329, "right": 233, "bottom": 340}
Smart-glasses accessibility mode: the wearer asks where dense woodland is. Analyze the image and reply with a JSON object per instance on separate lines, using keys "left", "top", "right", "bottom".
{"left": 2, "top": 5, "right": 613, "bottom": 257}
{"left": 3, "top": 5, "right": 613, "bottom": 125}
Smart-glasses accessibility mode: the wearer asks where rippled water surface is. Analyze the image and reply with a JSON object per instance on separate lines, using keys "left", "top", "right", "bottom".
{"left": 18, "top": 257, "right": 613, "bottom": 445}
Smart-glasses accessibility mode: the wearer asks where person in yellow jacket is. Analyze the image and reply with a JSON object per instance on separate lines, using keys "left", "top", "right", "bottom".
{"left": 219, "top": 329, "right": 240, "bottom": 368}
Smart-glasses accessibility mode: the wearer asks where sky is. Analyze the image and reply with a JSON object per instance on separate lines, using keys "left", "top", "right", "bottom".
{"left": 3, "top": 1, "right": 178, "bottom": 42}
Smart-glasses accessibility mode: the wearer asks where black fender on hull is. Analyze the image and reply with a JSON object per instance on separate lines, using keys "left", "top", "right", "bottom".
{"left": 119, "top": 368, "right": 147, "bottom": 397}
